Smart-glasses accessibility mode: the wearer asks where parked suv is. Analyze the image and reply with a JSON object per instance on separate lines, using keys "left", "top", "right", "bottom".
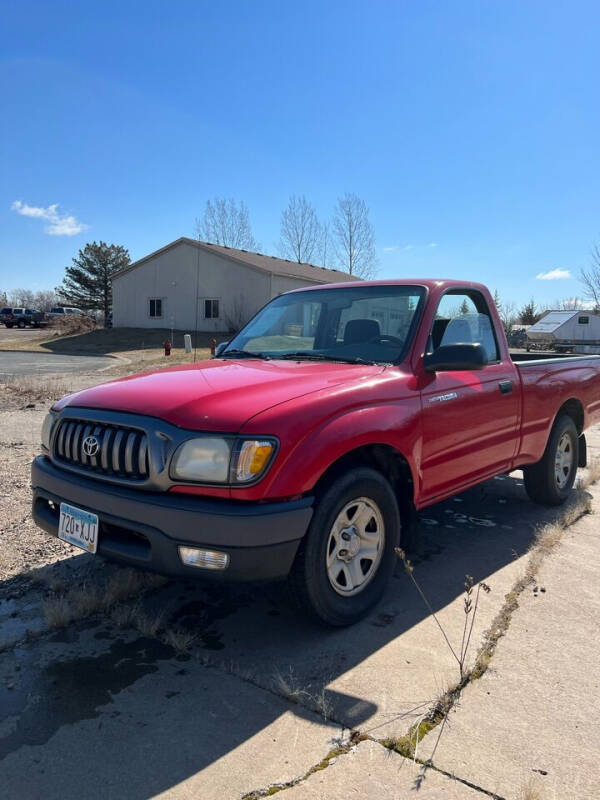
{"left": 2, "top": 308, "right": 46, "bottom": 328}
{"left": 48, "top": 306, "right": 84, "bottom": 319}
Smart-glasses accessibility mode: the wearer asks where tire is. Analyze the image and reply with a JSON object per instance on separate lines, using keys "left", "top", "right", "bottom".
{"left": 17, "top": 320, "right": 26, "bottom": 329}
{"left": 5, "top": 323, "right": 13, "bottom": 329}
{"left": 288, "top": 467, "right": 401, "bottom": 626}
{"left": 523, "top": 414, "right": 578, "bottom": 506}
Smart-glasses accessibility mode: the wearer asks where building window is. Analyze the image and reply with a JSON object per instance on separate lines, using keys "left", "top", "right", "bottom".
{"left": 149, "top": 298, "right": 163, "bottom": 318}
{"left": 204, "top": 299, "right": 219, "bottom": 319}
{"left": 578, "top": 316, "right": 590, "bottom": 324}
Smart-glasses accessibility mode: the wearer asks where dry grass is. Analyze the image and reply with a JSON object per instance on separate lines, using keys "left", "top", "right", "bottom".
{"left": 579, "top": 458, "right": 600, "bottom": 490}
{"left": 42, "top": 567, "right": 167, "bottom": 629}
{"left": 134, "top": 608, "right": 165, "bottom": 638}
{"left": 518, "top": 781, "right": 544, "bottom": 800}
{"left": 0, "top": 326, "right": 226, "bottom": 360}
{"left": 43, "top": 594, "right": 76, "bottom": 628}
{"left": 272, "top": 668, "right": 308, "bottom": 704}
{"left": 2, "top": 375, "right": 71, "bottom": 405}
{"left": 161, "top": 627, "right": 197, "bottom": 652}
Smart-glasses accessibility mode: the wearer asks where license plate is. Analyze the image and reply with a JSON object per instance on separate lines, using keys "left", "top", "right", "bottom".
{"left": 58, "top": 503, "right": 99, "bottom": 554}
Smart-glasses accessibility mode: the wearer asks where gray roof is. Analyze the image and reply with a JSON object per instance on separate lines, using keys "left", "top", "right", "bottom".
{"left": 113, "top": 237, "right": 357, "bottom": 284}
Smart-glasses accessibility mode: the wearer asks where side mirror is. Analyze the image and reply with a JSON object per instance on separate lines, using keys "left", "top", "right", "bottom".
{"left": 424, "top": 343, "right": 488, "bottom": 373}
{"left": 215, "top": 341, "right": 229, "bottom": 357}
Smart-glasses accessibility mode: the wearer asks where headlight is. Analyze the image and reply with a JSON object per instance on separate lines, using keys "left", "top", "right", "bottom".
{"left": 170, "top": 437, "right": 276, "bottom": 484}
{"left": 41, "top": 410, "right": 58, "bottom": 452}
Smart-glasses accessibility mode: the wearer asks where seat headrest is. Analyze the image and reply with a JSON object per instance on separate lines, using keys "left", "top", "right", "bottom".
{"left": 343, "top": 318, "right": 380, "bottom": 345}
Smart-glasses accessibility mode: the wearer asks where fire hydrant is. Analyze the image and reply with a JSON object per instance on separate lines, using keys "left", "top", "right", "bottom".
{"left": 163, "top": 339, "right": 171, "bottom": 356}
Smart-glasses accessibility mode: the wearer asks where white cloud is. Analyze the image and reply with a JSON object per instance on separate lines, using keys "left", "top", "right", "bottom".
{"left": 383, "top": 243, "right": 435, "bottom": 253}
{"left": 11, "top": 200, "right": 88, "bottom": 236}
{"left": 535, "top": 268, "right": 571, "bottom": 281}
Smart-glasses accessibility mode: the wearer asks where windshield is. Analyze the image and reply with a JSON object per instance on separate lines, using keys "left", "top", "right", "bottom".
{"left": 224, "top": 285, "right": 426, "bottom": 364}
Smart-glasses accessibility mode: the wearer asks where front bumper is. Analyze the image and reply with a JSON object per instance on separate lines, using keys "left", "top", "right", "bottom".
{"left": 31, "top": 456, "right": 313, "bottom": 581}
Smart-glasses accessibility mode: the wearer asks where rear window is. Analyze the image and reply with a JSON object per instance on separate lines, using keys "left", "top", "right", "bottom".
{"left": 1, "top": 308, "right": 12, "bottom": 314}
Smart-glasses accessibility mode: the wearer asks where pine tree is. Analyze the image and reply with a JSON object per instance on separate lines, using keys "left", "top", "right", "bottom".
{"left": 56, "top": 242, "right": 130, "bottom": 322}
{"left": 519, "top": 298, "right": 538, "bottom": 325}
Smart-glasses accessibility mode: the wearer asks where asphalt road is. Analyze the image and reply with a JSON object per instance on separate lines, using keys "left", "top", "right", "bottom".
{"left": 0, "top": 350, "right": 115, "bottom": 377}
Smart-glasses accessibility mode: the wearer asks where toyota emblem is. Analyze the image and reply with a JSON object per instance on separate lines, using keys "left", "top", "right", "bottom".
{"left": 83, "top": 435, "right": 100, "bottom": 457}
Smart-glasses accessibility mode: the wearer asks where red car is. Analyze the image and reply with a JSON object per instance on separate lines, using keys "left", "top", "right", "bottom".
{"left": 32, "top": 280, "right": 600, "bottom": 625}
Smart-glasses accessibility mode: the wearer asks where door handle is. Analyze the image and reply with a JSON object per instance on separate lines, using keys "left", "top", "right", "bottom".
{"left": 499, "top": 380, "right": 513, "bottom": 395}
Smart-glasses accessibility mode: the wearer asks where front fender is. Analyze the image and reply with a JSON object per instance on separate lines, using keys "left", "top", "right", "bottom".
{"left": 250, "top": 401, "right": 422, "bottom": 500}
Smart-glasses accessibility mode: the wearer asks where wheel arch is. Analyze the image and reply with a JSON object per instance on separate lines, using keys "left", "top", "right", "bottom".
{"left": 312, "top": 443, "right": 416, "bottom": 518}
{"left": 556, "top": 397, "right": 584, "bottom": 435}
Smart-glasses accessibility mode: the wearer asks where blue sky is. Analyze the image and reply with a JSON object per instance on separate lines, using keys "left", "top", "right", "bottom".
{"left": 1, "top": 0, "right": 599, "bottom": 307}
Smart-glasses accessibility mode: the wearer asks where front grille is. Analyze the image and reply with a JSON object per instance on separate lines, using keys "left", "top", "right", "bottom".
{"left": 53, "top": 419, "right": 149, "bottom": 480}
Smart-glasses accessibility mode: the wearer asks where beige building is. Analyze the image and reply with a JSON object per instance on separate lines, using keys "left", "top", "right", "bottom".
{"left": 111, "top": 238, "right": 356, "bottom": 332}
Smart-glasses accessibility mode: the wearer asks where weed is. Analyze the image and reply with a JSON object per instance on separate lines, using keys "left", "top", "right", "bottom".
{"left": 579, "top": 457, "right": 600, "bottom": 489}
{"left": 272, "top": 667, "right": 309, "bottom": 704}
{"left": 518, "top": 780, "right": 543, "bottom": 800}
{"left": 41, "top": 567, "right": 166, "bottom": 630}
{"left": 111, "top": 602, "right": 141, "bottom": 628}
{"left": 162, "top": 627, "right": 197, "bottom": 653}
{"left": 395, "top": 548, "right": 490, "bottom": 681}
{"left": 102, "top": 569, "right": 146, "bottom": 609}
{"left": 312, "top": 685, "right": 334, "bottom": 721}
{"left": 43, "top": 595, "right": 74, "bottom": 628}
{"left": 133, "top": 608, "right": 164, "bottom": 638}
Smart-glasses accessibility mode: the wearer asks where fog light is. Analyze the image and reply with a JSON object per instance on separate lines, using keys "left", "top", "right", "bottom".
{"left": 178, "top": 546, "right": 230, "bottom": 570}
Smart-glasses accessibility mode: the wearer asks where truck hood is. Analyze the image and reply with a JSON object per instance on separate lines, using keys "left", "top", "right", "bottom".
{"left": 56, "top": 359, "right": 386, "bottom": 431}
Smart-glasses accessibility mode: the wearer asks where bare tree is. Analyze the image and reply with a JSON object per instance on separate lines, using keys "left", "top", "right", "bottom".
{"left": 278, "top": 195, "right": 322, "bottom": 264}
{"left": 579, "top": 245, "right": 600, "bottom": 309}
{"left": 34, "top": 290, "right": 57, "bottom": 311}
{"left": 320, "top": 221, "right": 330, "bottom": 268}
{"left": 9, "top": 288, "right": 35, "bottom": 306}
{"left": 224, "top": 294, "right": 252, "bottom": 332}
{"left": 195, "top": 198, "right": 257, "bottom": 250}
{"left": 553, "top": 297, "right": 585, "bottom": 310}
{"left": 332, "top": 193, "right": 377, "bottom": 278}
{"left": 493, "top": 290, "right": 518, "bottom": 334}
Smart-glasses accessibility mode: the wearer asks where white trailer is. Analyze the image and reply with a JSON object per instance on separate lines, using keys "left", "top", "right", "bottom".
{"left": 527, "top": 310, "right": 600, "bottom": 354}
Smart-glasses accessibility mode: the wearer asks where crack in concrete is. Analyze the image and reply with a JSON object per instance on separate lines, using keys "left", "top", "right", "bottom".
{"left": 378, "top": 484, "right": 596, "bottom": 792}
{"left": 239, "top": 729, "right": 507, "bottom": 800}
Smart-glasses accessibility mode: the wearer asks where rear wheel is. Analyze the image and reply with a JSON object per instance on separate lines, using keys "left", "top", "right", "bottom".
{"left": 17, "top": 319, "right": 26, "bottom": 329}
{"left": 523, "top": 414, "right": 578, "bottom": 506}
{"left": 288, "top": 468, "right": 401, "bottom": 626}
{"left": 5, "top": 323, "right": 13, "bottom": 329}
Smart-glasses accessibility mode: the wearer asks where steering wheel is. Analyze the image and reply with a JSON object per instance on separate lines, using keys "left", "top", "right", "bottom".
{"left": 367, "top": 334, "right": 404, "bottom": 346}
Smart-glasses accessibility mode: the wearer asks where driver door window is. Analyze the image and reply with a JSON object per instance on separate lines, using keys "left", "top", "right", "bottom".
{"left": 420, "top": 289, "right": 519, "bottom": 502}
{"left": 429, "top": 293, "right": 499, "bottom": 363}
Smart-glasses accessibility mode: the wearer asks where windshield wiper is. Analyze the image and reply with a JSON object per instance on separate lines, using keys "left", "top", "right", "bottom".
{"left": 276, "top": 352, "right": 380, "bottom": 366}
{"left": 219, "top": 349, "right": 272, "bottom": 360}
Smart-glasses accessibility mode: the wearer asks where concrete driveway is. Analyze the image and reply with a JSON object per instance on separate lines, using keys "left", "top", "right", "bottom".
{"left": 0, "top": 351, "right": 115, "bottom": 377}
{"left": 1, "top": 426, "right": 599, "bottom": 799}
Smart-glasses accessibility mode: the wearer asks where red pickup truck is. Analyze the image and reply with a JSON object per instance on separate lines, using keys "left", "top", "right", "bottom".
{"left": 32, "top": 280, "right": 600, "bottom": 625}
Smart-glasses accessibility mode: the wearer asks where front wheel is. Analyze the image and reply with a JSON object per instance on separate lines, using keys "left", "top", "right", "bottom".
{"left": 17, "top": 319, "right": 26, "bottom": 329}
{"left": 288, "top": 468, "right": 401, "bottom": 626}
{"left": 523, "top": 414, "right": 578, "bottom": 506}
